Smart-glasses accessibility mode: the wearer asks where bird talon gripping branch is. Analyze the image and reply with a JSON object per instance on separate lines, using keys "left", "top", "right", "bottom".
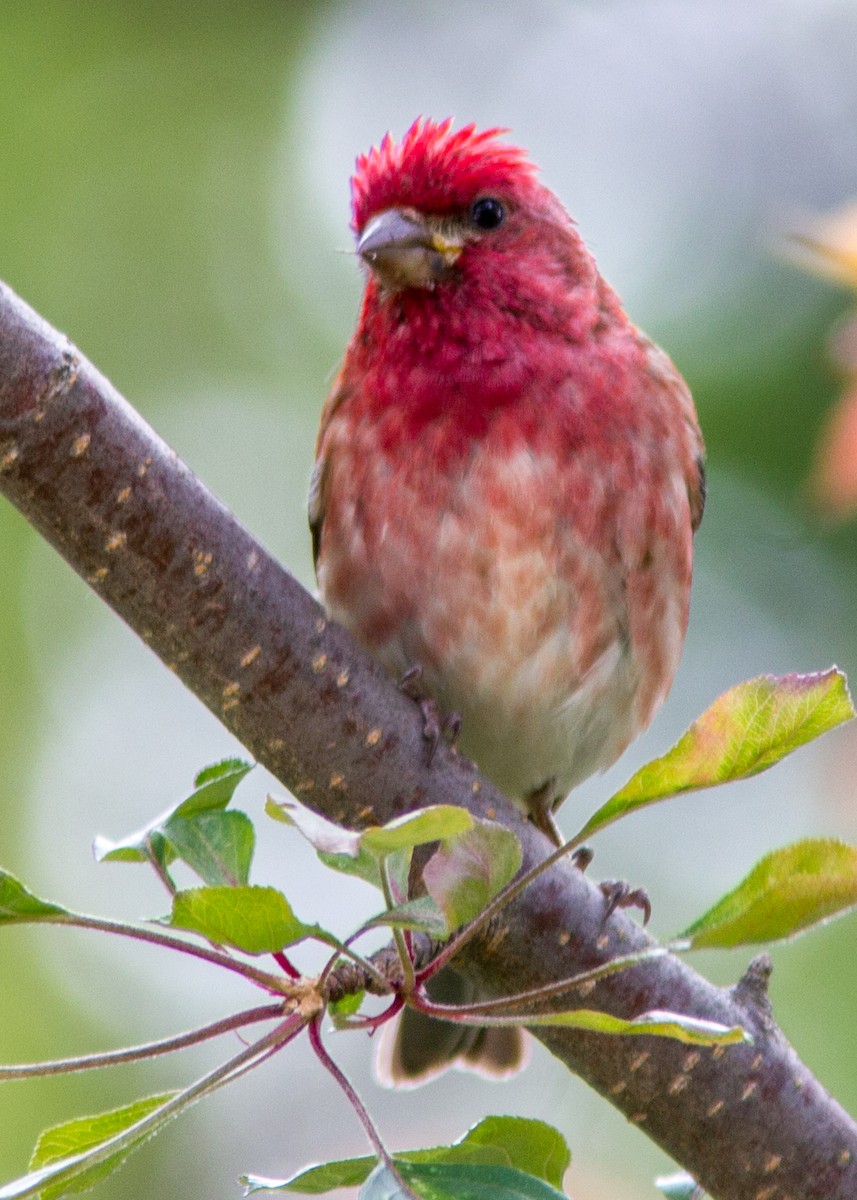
{"left": 599, "top": 880, "right": 653, "bottom": 926}
{"left": 395, "top": 664, "right": 459, "bottom": 762}
{"left": 309, "top": 117, "right": 703, "bottom": 1081}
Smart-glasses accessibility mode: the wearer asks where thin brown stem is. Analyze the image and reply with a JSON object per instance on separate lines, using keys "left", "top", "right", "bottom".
{"left": 47, "top": 914, "right": 289, "bottom": 992}
{"left": 317, "top": 930, "right": 395, "bottom": 995}
{"left": 307, "top": 1016, "right": 389, "bottom": 1165}
{"left": 381, "top": 859, "right": 414, "bottom": 994}
{"left": 144, "top": 834, "right": 177, "bottom": 896}
{"left": 307, "top": 1015, "right": 417, "bottom": 1197}
{"left": 0, "top": 1004, "right": 284, "bottom": 1079}
{"left": 412, "top": 947, "right": 668, "bottom": 1020}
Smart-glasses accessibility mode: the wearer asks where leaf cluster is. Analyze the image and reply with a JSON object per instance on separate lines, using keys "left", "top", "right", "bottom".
{"left": 0, "top": 670, "right": 855, "bottom": 1199}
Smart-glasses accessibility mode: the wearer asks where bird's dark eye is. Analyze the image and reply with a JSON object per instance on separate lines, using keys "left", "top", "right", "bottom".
{"left": 469, "top": 196, "right": 505, "bottom": 231}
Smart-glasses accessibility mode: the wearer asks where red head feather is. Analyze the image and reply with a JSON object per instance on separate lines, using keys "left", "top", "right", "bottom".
{"left": 350, "top": 117, "right": 539, "bottom": 232}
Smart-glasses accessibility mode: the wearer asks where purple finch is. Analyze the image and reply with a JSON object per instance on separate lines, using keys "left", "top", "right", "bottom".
{"left": 310, "top": 118, "right": 704, "bottom": 1080}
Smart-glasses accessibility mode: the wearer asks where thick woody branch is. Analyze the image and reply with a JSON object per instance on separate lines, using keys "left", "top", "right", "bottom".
{"left": 0, "top": 280, "right": 854, "bottom": 1200}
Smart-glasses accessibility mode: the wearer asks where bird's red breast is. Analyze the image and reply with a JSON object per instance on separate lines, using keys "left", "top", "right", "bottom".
{"left": 312, "top": 117, "right": 704, "bottom": 812}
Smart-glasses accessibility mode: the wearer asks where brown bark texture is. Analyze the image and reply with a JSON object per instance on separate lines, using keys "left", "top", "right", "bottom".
{"left": 0, "top": 279, "right": 854, "bottom": 1200}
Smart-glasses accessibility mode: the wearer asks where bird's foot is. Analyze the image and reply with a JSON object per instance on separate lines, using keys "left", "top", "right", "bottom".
{"left": 398, "top": 666, "right": 461, "bottom": 765}
{"left": 571, "top": 846, "right": 594, "bottom": 872}
{"left": 599, "top": 879, "right": 652, "bottom": 926}
{"left": 525, "top": 780, "right": 564, "bottom": 847}
{"left": 398, "top": 663, "right": 424, "bottom": 696}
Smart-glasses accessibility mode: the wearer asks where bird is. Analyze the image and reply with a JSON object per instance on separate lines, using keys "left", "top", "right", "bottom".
{"left": 310, "top": 118, "right": 705, "bottom": 1081}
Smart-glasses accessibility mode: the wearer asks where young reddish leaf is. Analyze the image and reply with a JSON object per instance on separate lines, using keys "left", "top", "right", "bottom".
{"left": 578, "top": 670, "right": 854, "bottom": 840}
{"left": 525, "top": 1008, "right": 749, "bottom": 1046}
{"left": 808, "top": 377, "right": 857, "bottom": 520}
{"left": 382, "top": 848, "right": 413, "bottom": 905}
{"left": 788, "top": 201, "right": 857, "bottom": 290}
{"left": 169, "top": 885, "right": 314, "bottom": 954}
{"left": 678, "top": 839, "right": 857, "bottom": 949}
{"left": 423, "top": 821, "right": 522, "bottom": 928}
{"left": 24, "top": 1093, "right": 176, "bottom": 1200}
{"left": 0, "top": 871, "right": 68, "bottom": 922}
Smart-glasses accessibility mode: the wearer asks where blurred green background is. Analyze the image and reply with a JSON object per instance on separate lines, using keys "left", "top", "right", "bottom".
{"left": 2, "top": 2, "right": 857, "bottom": 1197}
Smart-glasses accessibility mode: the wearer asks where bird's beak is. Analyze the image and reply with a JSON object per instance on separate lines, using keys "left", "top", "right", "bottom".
{"left": 357, "top": 209, "right": 463, "bottom": 290}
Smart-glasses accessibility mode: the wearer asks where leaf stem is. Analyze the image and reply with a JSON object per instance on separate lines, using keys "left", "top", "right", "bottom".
{"left": 144, "top": 834, "right": 177, "bottom": 896}
{"left": 381, "top": 859, "right": 414, "bottom": 994}
{"left": 272, "top": 951, "right": 300, "bottom": 979}
{"left": 411, "top": 948, "right": 667, "bottom": 1021}
{"left": 0, "top": 1003, "right": 284, "bottom": 1080}
{"left": 307, "top": 1015, "right": 410, "bottom": 1190}
{"left": 45, "top": 913, "right": 289, "bottom": 992}
{"left": 315, "top": 931, "right": 390, "bottom": 993}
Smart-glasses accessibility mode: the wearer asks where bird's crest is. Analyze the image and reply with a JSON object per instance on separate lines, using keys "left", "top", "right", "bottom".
{"left": 351, "top": 117, "right": 538, "bottom": 232}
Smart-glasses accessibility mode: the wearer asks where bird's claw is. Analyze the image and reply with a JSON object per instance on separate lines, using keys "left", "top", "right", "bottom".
{"left": 444, "top": 710, "right": 462, "bottom": 749}
{"left": 572, "top": 846, "right": 594, "bottom": 873}
{"left": 419, "top": 697, "right": 442, "bottom": 763}
{"left": 525, "top": 779, "right": 564, "bottom": 846}
{"left": 599, "top": 879, "right": 652, "bottom": 926}
{"left": 398, "top": 664, "right": 424, "bottom": 696}
{"left": 399, "top": 666, "right": 461, "bottom": 765}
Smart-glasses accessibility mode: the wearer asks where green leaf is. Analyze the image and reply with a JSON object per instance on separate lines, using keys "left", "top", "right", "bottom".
{"left": 24, "top": 1094, "right": 176, "bottom": 1200}
{"left": 525, "top": 1008, "right": 749, "bottom": 1046}
{"left": 162, "top": 810, "right": 255, "bottom": 887}
{"left": 92, "top": 830, "right": 162, "bottom": 866}
{"left": 316, "top": 847, "right": 384, "bottom": 889}
{"left": 677, "top": 839, "right": 857, "bottom": 949}
{"left": 0, "top": 1093, "right": 178, "bottom": 1200}
{"left": 360, "top": 896, "right": 450, "bottom": 938}
{"left": 441, "top": 1118, "right": 569, "bottom": 1188}
{"left": 381, "top": 847, "right": 412, "bottom": 905}
{"left": 243, "top": 1158, "right": 376, "bottom": 1195}
{"left": 360, "top": 807, "right": 474, "bottom": 856}
{"left": 178, "top": 758, "right": 254, "bottom": 815}
{"left": 360, "top": 1164, "right": 411, "bottom": 1200}
{"left": 192, "top": 756, "right": 253, "bottom": 791}
{"left": 363, "top": 1160, "right": 568, "bottom": 1200}
{"left": 0, "top": 871, "right": 68, "bottom": 923}
{"left": 94, "top": 758, "right": 253, "bottom": 864}
{"left": 267, "top": 796, "right": 362, "bottom": 857}
{"left": 270, "top": 799, "right": 478, "bottom": 896}
{"left": 328, "top": 990, "right": 365, "bottom": 1019}
{"left": 169, "top": 886, "right": 314, "bottom": 954}
{"left": 241, "top": 1117, "right": 571, "bottom": 1195}
{"left": 579, "top": 670, "right": 854, "bottom": 840}
{"left": 422, "top": 821, "right": 522, "bottom": 928}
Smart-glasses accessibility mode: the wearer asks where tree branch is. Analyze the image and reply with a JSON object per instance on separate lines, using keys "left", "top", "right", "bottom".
{"left": 0, "top": 279, "right": 854, "bottom": 1200}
